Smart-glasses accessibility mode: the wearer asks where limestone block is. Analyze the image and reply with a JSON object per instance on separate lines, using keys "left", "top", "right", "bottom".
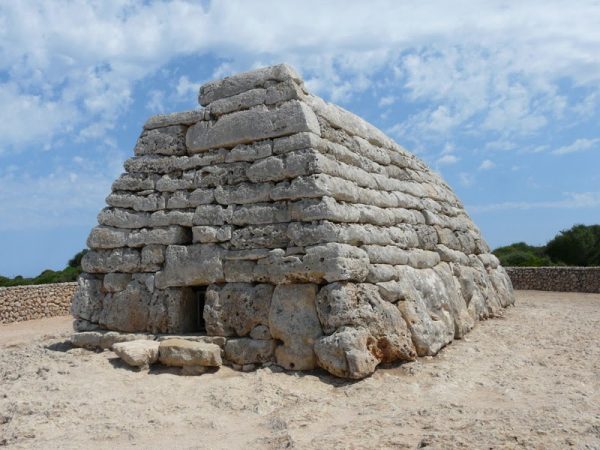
{"left": 106, "top": 193, "right": 165, "bottom": 212}
{"left": 272, "top": 131, "right": 321, "bottom": 155}
{"left": 208, "top": 87, "right": 267, "bottom": 116}
{"left": 214, "top": 182, "right": 273, "bottom": 205}
{"left": 313, "top": 327, "right": 380, "bottom": 379}
{"left": 362, "top": 245, "right": 409, "bottom": 265}
{"left": 194, "top": 162, "right": 250, "bottom": 187}
{"left": 246, "top": 149, "right": 316, "bottom": 183}
{"left": 204, "top": 283, "right": 273, "bottom": 336}
{"left": 124, "top": 155, "right": 178, "bottom": 174}
{"left": 315, "top": 282, "right": 416, "bottom": 362}
{"left": 154, "top": 244, "right": 224, "bottom": 289}
{"left": 224, "top": 338, "right": 276, "bottom": 365}
{"left": 199, "top": 63, "right": 301, "bottom": 106}
{"left": 141, "top": 245, "right": 166, "bottom": 268}
{"left": 112, "top": 340, "right": 160, "bottom": 368}
{"left": 366, "top": 264, "right": 398, "bottom": 284}
{"left": 156, "top": 176, "right": 194, "bottom": 192}
{"left": 193, "top": 205, "right": 233, "bottom": 226}
{"left": 134, "top": 125, "right": 187, "bottom": 156}
{"left": 87, "top": 226, "right": 128, "bottom": 249}
{"left": 265, "top": 78, "right": 304, "bottom": 105}
{"left": 103, "top": 273, "right": 132, "bottom": 293}
{"left": 253, "top": 243, "right": 369, "bottom": 284}
{"left": 269, "top": 284, "right": 322, "bottom": 370}
{"left": 112, "top": 173, "right": 155, "bottom": 191}
{"left": 186, "top": 101, "right": 320, "bottom": 152}
{"left": 149, "top": 210, "right": 195, "bottom": 227}
{"left": 393, "top": 266, "right": 456, "bottom": 356}
{"left": 433, "top": 262, "right": 475, "bottom": 338}
{"left": 225, "top": 141, "right": 272, "bottom": 163}
{"left": 223, "top": 260, "right": 256, "bottom": 283}
{"left": 127, "top": 226, "right": 191, "bottom": 247}
{"left": 144, "top": 110, "right": 204, "bottom": 130}
{"left": 159, "top": 339, "right": 222, "bottom": 367}
{"left": 71, "top": 274, "right": 103, "bottom": 323}
{"left": 192, "top": 225, "right": 232, "bottom": 243}
{"left": 71, "top": 331, "right": 153, "bottom": 350}
{"left": 230, "top": 224, "right": 289, "bottom": 249}
{"left": 98, "top": 208, "right": 149, "bottom": 229}
{"left": 230, "top": 203, "right": 290, "bottom": 225}
{"left": 82, "top": 248, "right": 141, "bottom": 273}
{"left": 166, "top": 191, "right": 192, "bottom": 209}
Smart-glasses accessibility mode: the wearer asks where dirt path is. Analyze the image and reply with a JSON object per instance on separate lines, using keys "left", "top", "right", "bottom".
{"left": 1, "top": 291, "right": 599, "bottom": 449}
{"left": 0, "top": 316, "right": 72, "bottom": 348}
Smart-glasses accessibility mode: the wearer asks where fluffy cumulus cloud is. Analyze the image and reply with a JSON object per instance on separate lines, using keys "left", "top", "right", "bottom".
{"left": 2, "top": 0, "right": 600, "bottom": 152}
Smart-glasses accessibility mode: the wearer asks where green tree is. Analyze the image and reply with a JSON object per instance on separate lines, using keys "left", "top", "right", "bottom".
{"left": 545, "top": 224, "right": 600, "bottom": 266}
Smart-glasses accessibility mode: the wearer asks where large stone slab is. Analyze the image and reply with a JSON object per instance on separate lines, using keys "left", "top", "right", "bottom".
{"left": 186, "top": 101, "right": 320, "bottom": 152}
{"left": 199, "top": 63, "right": 301, "bottom": 106}
{"left": 158, "top": 339, "right": 222, "bottom": 367}
{"left": 269, "top": 284, "right": 322, "bottom": 370}
{"left": 155, "top": 244, "right": 224, "bottom": 288}
{"left": 112, "top": 340, "right": 160, "bottom": 368}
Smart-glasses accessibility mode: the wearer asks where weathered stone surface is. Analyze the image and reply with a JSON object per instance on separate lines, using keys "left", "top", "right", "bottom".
{"left": 199, "top": 63, "right": 301, "bottom": 106}
{"left": 71, "top": 274, "right": 103, "bottom": 323}
{"left": 71, "top": 331, "right": 153, "bottom": 350}
{"left": 112, "top": 340, "right": 160, "bottom": 368}
{"left": 82, "top": 248, "right": 141, "bottom": 274}
{"left": 144, "top": 110, "right": 204, "bottom": 129}
{"left": 204, "top": 283, "right": 273, "bottom": 336}
{"left": 316, "top": 282, "right": 416, "bottom": 364}
{"left": 269, "top": 284, "right": 322, "bottom": 370}
{"left": 158, "top": 339, "right": 222, "bottom": 367}
{"left": 314, "top": 327, "right": 380, "bottom": 379}
{"left": 186, "top": 101, "right": 320, "bottom": 152}
{"left": 192, "top": 225, "right": 232, "bottom": 243}
{"left": 155, "top": 244, "right": 224, "bottom": 289}
{"left": 224, "top": 338, "right": 276, "bottom": 365}
{"left": 76, "top": 64, "right": 515, "bottom": 380}
{"left": 134, "top": 125, "right": 187, "bottom": 156}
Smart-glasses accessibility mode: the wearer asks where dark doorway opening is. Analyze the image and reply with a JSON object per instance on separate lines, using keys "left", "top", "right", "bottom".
{"left": 192, "top": 286, "right": 207, "bottom": 333}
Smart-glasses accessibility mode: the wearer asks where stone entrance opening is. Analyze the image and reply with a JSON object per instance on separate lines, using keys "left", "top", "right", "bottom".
{"left": 193, "top": 286, "right": 207, "bottom": 333}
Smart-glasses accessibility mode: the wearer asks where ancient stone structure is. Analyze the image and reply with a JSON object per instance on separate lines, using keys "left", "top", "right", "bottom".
{"left": 72, "top": 64, "right": 515, "bottom": 378}
{"left": 0, "top": 282, "right": 76, "bottom": 324}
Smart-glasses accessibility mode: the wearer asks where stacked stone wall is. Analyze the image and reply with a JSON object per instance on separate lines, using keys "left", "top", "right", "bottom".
{"left": 0, "top": 283, "right": 76, "bottom": 324}
{"left": 506, "top": 267, "right": 600, "bottom": 293}
{"left": 71, "top": 64, "right": 515, "bottom": 379}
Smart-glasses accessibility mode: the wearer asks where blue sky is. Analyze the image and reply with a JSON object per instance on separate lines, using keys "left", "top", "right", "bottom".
{"left": 1, "top": 1, "right": 599, "bottom": 277}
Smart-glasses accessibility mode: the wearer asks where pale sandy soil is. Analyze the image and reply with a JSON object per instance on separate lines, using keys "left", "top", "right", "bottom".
{"left": 0, "top": 290, "right": 599, "bottom": 449}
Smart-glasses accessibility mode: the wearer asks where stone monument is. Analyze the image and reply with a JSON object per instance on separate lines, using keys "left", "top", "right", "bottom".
{"left": 72, "top": 64, "right": 514, "bottom": 378}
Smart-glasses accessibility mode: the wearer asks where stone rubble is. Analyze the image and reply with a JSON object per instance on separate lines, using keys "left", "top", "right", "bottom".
{"left": 71, "top": 63, "right": 515, "bottom": 379}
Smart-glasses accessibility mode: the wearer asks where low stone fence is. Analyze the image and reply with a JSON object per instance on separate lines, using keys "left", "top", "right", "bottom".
{"left": 506, "top": 267, "right": 600, "bottom": 293}
{"left": 0, "top": 282, "right": 77, "bottom": 324}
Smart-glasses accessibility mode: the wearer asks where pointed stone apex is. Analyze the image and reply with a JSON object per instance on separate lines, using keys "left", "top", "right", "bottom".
{"left": 198, "top": 63, "right": 302, "bottom": 106}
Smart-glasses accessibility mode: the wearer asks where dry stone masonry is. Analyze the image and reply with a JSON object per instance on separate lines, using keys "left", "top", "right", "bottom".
{"left": 0, "top": 283, "right": 76, "bottom": 324}
{"left": 506, "top": 267, "right": 600, "bottom": 293}
{"left": 72, "top": 64, "right": 515, "bottom": 379}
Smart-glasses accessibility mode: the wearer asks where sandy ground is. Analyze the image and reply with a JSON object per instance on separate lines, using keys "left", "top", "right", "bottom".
{"left": 0, "top": 291, "right": 599, "bottom": 450}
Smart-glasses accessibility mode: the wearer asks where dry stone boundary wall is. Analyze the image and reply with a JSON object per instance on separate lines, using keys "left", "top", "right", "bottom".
{"left": 506, "top": 267, "right": 600, "bottom": 293}
{"left": 0, "top": 282, "right": 76, "bottom": 324}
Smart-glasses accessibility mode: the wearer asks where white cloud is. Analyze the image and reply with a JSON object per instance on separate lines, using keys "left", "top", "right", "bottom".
{"left": 1, "top": 0, "right": 600, "bottom": 154}
{"left": 459, "top": 172, "right": 474, "bottom": 187}
{"left": 378, "top": 95, "right": 396, "bottom": 107}
{"left": 553, "top": 137, "right": 600, "bottom": 155}
{"left": 436, "top": 154, "right": 459, "bottom": 165}
{"left": 468, "top": 191, "right": 600, "bottom": 213}
{"left": 478, "top": 159, "right": 495, "bottom": 170}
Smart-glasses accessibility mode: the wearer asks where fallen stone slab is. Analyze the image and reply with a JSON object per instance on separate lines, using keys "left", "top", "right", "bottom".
{"left": 112, "top": 340, "right": 160, "bottom": 369}
{"left": 158, "top": 339, "right": 222, "bottom": 367}
{"left": 71, "top": 331, "right": 154, "bottom": 350}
